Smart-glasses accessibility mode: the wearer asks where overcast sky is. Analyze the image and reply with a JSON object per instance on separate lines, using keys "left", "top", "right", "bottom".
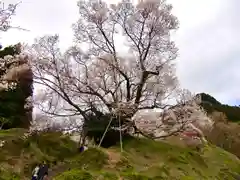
{"left": 1, "top": 0, "right": 239, "bottom": 105}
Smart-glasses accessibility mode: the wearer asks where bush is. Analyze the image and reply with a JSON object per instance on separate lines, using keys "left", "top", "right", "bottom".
{"left": 26, "top": 132, "right": 78, "bottom": 160}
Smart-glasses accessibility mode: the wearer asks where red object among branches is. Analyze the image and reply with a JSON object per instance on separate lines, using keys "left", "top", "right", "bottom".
{"left": 182, "top": 131, "right": 199, "bottom": 137}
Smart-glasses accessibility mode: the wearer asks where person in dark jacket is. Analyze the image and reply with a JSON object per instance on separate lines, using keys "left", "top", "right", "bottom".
{"left": 79, "top": 145, "right": 88, "bottom": 153}
{"left": 37, "top": 161, "right": 49, "bottom": 180}
{"left": 79, "top": 146, "right": 84, "bottom": 153}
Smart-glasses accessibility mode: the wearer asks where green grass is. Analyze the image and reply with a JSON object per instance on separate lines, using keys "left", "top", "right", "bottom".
{"left": 55, "top": 137, "right": 240, "bottom": 180}
{"left": 69, "top": 148, "right": 109, "bottom": 170}
{"left": 55, "top": 169, "right": 119, "bottom": 180}
{"left": 0, "top": 129, "right": 239, "bottom": 180}
{"left": 0, "top": 128, "right": 27, "bottom": 140}
{"left": 0, "top": 129, "right": 78, "bottom": 179}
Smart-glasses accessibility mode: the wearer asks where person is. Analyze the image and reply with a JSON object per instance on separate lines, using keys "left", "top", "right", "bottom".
{"left": 79, "top": 146, "right": 84, "bottom": 153}
{"left": 79, "top": 145, "right": 88, "bottom": 153}
{"left": 31, "top": 164, "right": 40, "bottom": 180}
{"left": 37, "top": 161, "right": 49, "bottom": 180}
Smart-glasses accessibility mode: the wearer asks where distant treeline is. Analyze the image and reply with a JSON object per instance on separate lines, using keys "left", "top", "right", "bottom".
{"left": 198, "top": 93, "right": 240, "bottom": 122}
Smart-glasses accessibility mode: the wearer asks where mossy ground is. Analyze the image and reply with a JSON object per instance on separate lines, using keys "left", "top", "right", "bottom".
{"left": 0, "top": 129, "right": 239, "bottom": 180}
{"left": 54, "top": 137, "right": 240, "bottom": 180}
{"left": 0, "top": 129, "right": 78, "bottom": 179}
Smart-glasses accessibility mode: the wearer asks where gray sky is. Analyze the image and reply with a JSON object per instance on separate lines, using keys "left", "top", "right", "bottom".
{"left": 1, "top": 0, "right": 239, "bottom": 105}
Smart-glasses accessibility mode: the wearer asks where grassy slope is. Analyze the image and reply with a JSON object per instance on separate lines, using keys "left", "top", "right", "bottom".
{"left": 0, "top": 129, "right": 239, "bottom": 180}
{"left": 55, "top": 137, "right": 240, "bottom": 180}
{"left": 0, "top": 129, "right": 78, "bottom": 179}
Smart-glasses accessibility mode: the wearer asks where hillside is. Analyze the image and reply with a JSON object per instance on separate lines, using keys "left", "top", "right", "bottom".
{"left": 0, "top": 129, "right": 78, "bottom": 179}
{"left": 0, "top": 129, "right": 239, "bottom": 179}
{"left": 196, "top": 93, "right": 240, "bottom": 159}
{"left": 55, "top": 139, "right": 240, "bottom": 180}
{"left": 197, "top": 93, "right": 240, "bottom": 122}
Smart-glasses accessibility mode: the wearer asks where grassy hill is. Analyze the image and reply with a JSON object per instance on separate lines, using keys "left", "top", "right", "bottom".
{"left": 0, "top": 128, "right": 78, "bottom": 179}
{"left": 0, "top": 129, "right": 239, "bottom": 180}
{"left": 55, "top": 138, "right": 240, "bottom": 180}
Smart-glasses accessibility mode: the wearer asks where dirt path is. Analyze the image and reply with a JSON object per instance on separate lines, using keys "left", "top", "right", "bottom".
{"left": 48, "top": 163, "right": 70, "bottom": 179}
{"left": 105, "top": 149, "right": 121, "bottom": 167}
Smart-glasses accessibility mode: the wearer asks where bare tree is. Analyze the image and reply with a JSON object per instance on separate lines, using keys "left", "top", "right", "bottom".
{"left": 0, "top": 1, "right": 29, "bottom": 87}
{"left": 0, "top": 1, "right": 30, "bottom": 89}
{"left": 0, "top": 1, "right": 31, "bottom": 91}
{"left": 29, "top": 0, "right": 212, "bottom": 142}
{"left": 0, "top": 1, "right": 27, "bottom": 32}
{"left": 30, "top": 113, "right": 81, "bottom": 133}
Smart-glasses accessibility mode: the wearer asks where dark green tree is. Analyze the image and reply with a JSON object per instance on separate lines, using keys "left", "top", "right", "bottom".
{"left": 197, "top": 93, "right": 240, "bottom": 122}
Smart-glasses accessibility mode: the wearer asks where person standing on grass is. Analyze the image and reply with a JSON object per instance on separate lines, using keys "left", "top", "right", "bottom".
{"left": 31, "top": 163, "right": 40, "bottom": 180}
{"left": 38, "top": 161, "right": 49, "bottom": 180}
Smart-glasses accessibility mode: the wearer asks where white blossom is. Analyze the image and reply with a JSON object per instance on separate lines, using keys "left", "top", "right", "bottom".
{"left": 29, "top": 0, "right": 212, "bottom": 141}
{"left": 0, "top": 2, "right": 20, "bottom": 31}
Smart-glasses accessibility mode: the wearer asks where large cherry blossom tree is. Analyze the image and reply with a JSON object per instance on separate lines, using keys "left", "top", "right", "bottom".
{"left": 30, "top": 0, "right": 212, "bottom": 142}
